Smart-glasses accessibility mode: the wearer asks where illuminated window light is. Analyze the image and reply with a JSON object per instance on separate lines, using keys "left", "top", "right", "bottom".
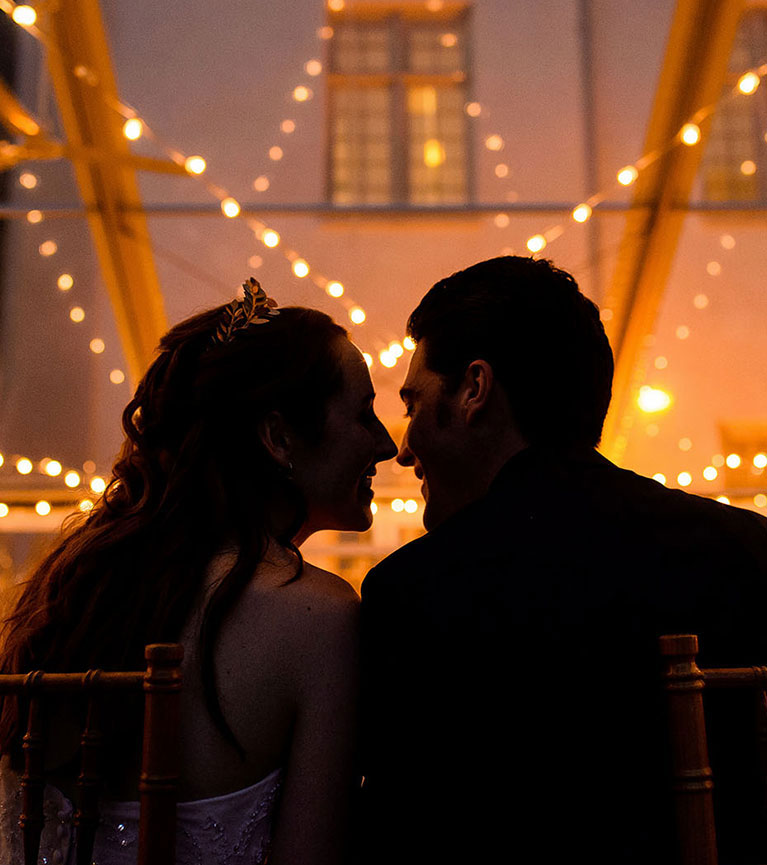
{"left": 0, "top": 504, "right": 8, "bottom": 518}
{"left": 716, "top": 495, "right": 730, "bottom": 504}
{"left": 726, "top": 453, "right": 741, "bottom": 469}
{"left": 184, "top": 155, "right": 206, "bottom": 175}
{"left": 253, "top": 175, "right": 270, "bottom": 192}
{"left": 57, "top": 273, "right": 74, "bottom": 291}
{"left": 64, "top": 470, "right": 81, "bottom": 488}
{"left": 680, "top": 123, "right": 701, "bottom": 146}
{"left": 35, "top": 501, "right": 51, "bottom": 516}
{"left": 262, "top": 229, "right": 280, "bottom": 248}
{"left": 326, "top": 281, "right": 344, "bottom": 298}
{"left": 652, "top": 473, "right": 667, "bottom": 485}
{"left": 45, "top": 460, "right": 62, "bottom": 477}
{"left": 292, "top": 86, "right": 312, "bottom": 103}
{"left": 423, "top": 138, "right": 446, "bottom": 167}
{"left": 526, "top": 234, "right": 546, "bottom": 254}
{"left": 740, "top": 159, "right": 757, "bottom": 176}
{"left": 221, "top": 197, "right": 241, "bottom": 218}
{"left": 391, "top": 498, "right": 405, "bottom": 513}
{"left": 440, "top": 33, "right": 458, "bottom": 48}
{"left": 12, "top": 5, "right": 37, "bottom": 26}
{"left": 675, "top": 325, "right": 690, "bottom": 340}
{"left": 738, "top": 71, "right": 760, "bottom": 95}
{"left": 677, "top": 472, "right": 692, "bottom": 487}
{"left": 678, "top": 437, "right": 692, "bottom": 452}
{"left": 305, "top": 60, "right": 322, "bottom": 76}
{"left": 755, "top": 494, "right": 767, "bottom": 509}
{"left": 90, "top": 476, "right": 107, "bottom": 494}
{"left": 269, "top": 146, "right": 284, "bottom": 161}
{"left": 465, "top": 102, "right": 482, "bottom": 117}
{"left": 280, "top": 119, "right": 296, "bottom": 134}
{"left": 617, "top": 165, "right": 638, "bottom": 186}
{"left": 39, "top": 240, "right": 57, "bottom": 257}
{"left": 494, "top": 213, "right": 510, "bottom": 229}
{"left": 19, "top": 172, "right": 38, "bottom": 189}
{"left": 349, "top": 307, "right": 366, "bottom": 325}
{"left": 363, "top": 352, "right": 373, "bottom": 368}
{"left": 109, "top": 369, "right": 125, "bottom": 385}
{"left": 389, "top": 341, "right": 404, "bottom": 358}
{"left": 637, "top": 385, "right": 672, "bottom": 413}
{"left": 89, "top": 338, "right": 105, "bottom": 354}
{"left": 654, "top": 356, "right": 668, "bottom": 370}
{"left": 27, "top": 209, "right": 43, "bottom": 224}
{"left": 693, "top": 293, "right": 709, "bottom": 309}
{"left": 379, "top": 350, "right": 396, "bottom": 368}
{"left": 370, "top": 501, "right": 378, "bottom": 515}
{"left": 754, "top": 453, "right": 767, "bottom": 469}
{"left": 703, "top": 466, "right": 718, "bottom": 481}
{"left": 16, "top": 458, "right": 33, "bottom": 475}
{"left": 317, "top": 25, "right": 334, "bottom": 39}
{"left": 69, "top": 306, "right": 85, "bottom": 323}
{"left": 403, "top": 336, "right": 416, "bottom": 351}
{"left": 292, "top": 259, "right": 309, "bottom": 278}
{"left": 494, "top": 163, "right": 509, "bottom": 178}
{"left": 572, "top": 203, "right": 592, "bottom": 223}
{"left": 484, "top": 134, "right": 504, "bottom": 152}
{"left": 122, "top": 118, "right": 143, "bottom": 141}
{"left": 404, "top": 499, "right": 418, "bottom": 513}
{"left": 328, "top": 0, "right": 344, "bottom": 10}
{"left": 426, "top": 0, "right": 444, "bottom": 9}
{"left": 79, "top": 499, "right": 94, "bottom": 512}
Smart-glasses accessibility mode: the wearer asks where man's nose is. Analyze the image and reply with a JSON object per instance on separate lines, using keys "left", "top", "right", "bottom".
{"left": 397, "top": 433, "right": 415, "bottom": 467}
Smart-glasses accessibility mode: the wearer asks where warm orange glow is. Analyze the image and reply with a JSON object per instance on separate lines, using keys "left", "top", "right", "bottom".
{"left": 680, "top": 123, "right": 701, "bottom": 146}
{"left": 253, "top": 176, "right": 270, "bottom": 192}
{"left": 221, "top": 197, "right": 241, "bottom": 218}
{"left": 677, "top": 472, "right": 692, "bottom": 487}
{"left": 703, "top": 466, "right": 718, "bottom": 481}
{"left": 292, "top": 259, "right": 310, "bottom": 278}
{"left": 494, "top": 163, "right": 509, "bottom": 178}
{"left": 652, "top": 473, "right": 667, "bottom": 485}
{"left": 262, "top": 229, "right": 280, "bottom": 248}
{"left": 716, "top": 496, "right": 730, "bottom": 504}
{"left": 79, "top": 499, "right": 94, "bottom": 512}
{"left": 485, "top": 134, "right": 504, "bottom": 152}
{"left": 526, "top": 234, "right": 546, "bottom": 254}
{"left": 404, "top": 499, "right": 418, "bottom": 513}
{"left": 740, "top": 160, "right": 757, "bottom": 176}
{"left": 90, "top": 476, "right": 107, "bottom": 494}
{"left": 349, "top": 308, "right": 366, "bottom": 325}
{"left": 675, "top": 325, "right": 690, "bottom": 340}
{"left": 57, "top": 273, "right": 74, "bottom": 291}
{"left": 64, "top": 471, "right": 81, "bottom": 488}
{"left": 755, "top": 494, "right": 767, "bottom": 508}
{"left": 35, "top": 501, "right": 51, "bottom": 516}
{"left": 379, "top": 350, "right": 396, "bottom": 368}
{"left": 738, "top": 72, "right": 760, "bottom": 95}
{"left": 403, "top": 336, "right": 416, "bottom": 351}
{"left": 26, "top": 209, "right": 42, "bottom": 224}
{"left": 465, "top": 102, "right": 482, "bottom": 117}
{"left": 19, "top": 172, "right": 37, "bottom": 189}
{"left": 281, "top": 119, "right": 296, "bottom": 134}
{"left": 440, "top": 33, "right": 458, "bottom": 48}
{"left": 693, "top": 293, "right": 709, "bottom": 309}
{"left": 423, "top": 138, "right": 446, "bottom": 167}
{"left": 69, "top": 306, "right": 85, "bottom": 323}
{"left": 754, "top": 453, "right": 767, "bottom": 469}
{"left": 726, "top": 453, "right": 741, "bottom": 469}
{"left": 39, "top": 241, "right": 57, "bottom": 257}
{"left": 45, "top": 460, "right": 62, "bottom": 477}
{"left": 0, "top": 504, "right": 8, "bottom": 518}
{"left": 12, "top": 5, "right": 37, "bottom": 26}
{"left": 389, "top": 342, "right": 404, "bottom": 358}
{"left": 617, "top": 165, "right": 638, "bottom": 186}
{"left": 305, "top": 60, "right": 322, "bottom": 76}
{"left": 16, "top": 458, "right": 33, "bottom": 475}
{"left": 109, "top": 369, "right": 125, "bottom": 385}
{"left": 572, "top": 204, "right": 592, "bottom": 223}
{"left": 363, "top": 353, "right": 373, "bottom": 368}
{"left": 184, "top": 155, "right": 206, "bottom": 175}
{"left": 391, "top": 498, "right": 405, "bottom": 512}
{"left": 326, "top": 281, "right": 344, "bottom": 298}
{"left": 292, "top": 86, "right": 312, "bottom": 103}
{"left": 122, "top": 118, "right": 143, "bottom": 141}
{"left": 89, "top": 338, "right": 106, "bottom": 354}
{"left": 637, "top": 386, "right": 672, "bottom": 413}
{"left": 269, "top": 146, "right": 284, "bottom": 161}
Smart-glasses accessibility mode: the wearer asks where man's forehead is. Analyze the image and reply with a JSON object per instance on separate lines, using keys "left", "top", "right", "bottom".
{"left": 400, "top": 343, "right": 433, "bottom": 395}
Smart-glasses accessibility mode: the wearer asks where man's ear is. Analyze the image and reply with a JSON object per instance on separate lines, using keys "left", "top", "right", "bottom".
{"left": 257, "top": 411, "right": 293, "bottom": 468}
{"left": 460, "top": 359, "right": 494, "bottom": 425}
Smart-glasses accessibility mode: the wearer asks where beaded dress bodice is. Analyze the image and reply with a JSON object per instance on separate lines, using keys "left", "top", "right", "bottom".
{"left": 0, "top": 763, "right": 282, "bottom": 864}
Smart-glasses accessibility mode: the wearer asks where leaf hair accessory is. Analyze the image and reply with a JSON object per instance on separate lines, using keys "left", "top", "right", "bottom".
{"left": 214, "top": 277, "right": 280, "bottom": 345}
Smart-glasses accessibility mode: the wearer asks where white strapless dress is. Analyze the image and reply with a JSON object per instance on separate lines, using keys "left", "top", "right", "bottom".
{"left": 0, "top": 765, "right": 282, "bottom": 864}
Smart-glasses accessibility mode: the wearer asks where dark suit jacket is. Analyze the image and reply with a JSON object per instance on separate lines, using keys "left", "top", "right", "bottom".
{"left": 360, "top": 447, "right": 767, "bottom": 864}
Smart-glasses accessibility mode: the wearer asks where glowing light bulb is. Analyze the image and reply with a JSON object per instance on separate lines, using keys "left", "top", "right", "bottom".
{"left": 465, "top": 102, "right": 482, "bottom": 117}
{"left": 35, "top": 501, "right": 51, "bottom": 516}
{"left": 703, "top": 466, "right": 718, "bottom": 481}
{"left": 64, "top": 471, "right": 81, "bottom": 488}
{"left": 370, "top": 502, "right": 378, "bottom": 515}
{"left": 57, "top": 273, "right": 74, "bottom": 291}
{"left": 328, "top": 0, "right": 344, "bottom": 10}
{"left": 280, "top": 119, "right": 296, "bottom": 134}
{"left": 680, "top": 123, "right": 701, "bottom": 145}
{"left": 652, "top": 473, "right": 667, "bottom": 485}
{"left": 110, "top": 369, "right": 125, "bottom": 384}
{"left": 440, "top": 33, "right": 458, "bottom": 48}
{"left": 39, "top": 241, "right": 57, "bottom": 257}
{"left": 707, "top": 260, "right": 722, "bottom": 276}
{"left": 738, "top": 72, "right": 760, "bottom": 95}
{"left": 292, "top": 86, "right": 312, "bottom": 103}
{"left": 79, "top": 499, "right": 94, "bottom": 512}
{"left": 269, "top": 146, "right": 284, "bottom": 161}
{"left": 326, "top": 281, "right": 344, "bottom": 298}
{"left": 494, "top": 163, "right": 509, "bottom": 178}
{"left": 677, "top": 472, "right": 692, "bottom": 487}
{"left": 184, "top": 155, "right": 206, "bottom": 175}
{"left": 305, "top": 60, "right": 322, "bottom": 76}
{"left": 617, "top": 165, "right": 638, "bottom": 186}
{"left": 389, "top": 342, "right": 404, "bottom": 358}
{"left": 572, "top": 204, "right": 592, "bottom": 223}
{"left": 122, "top": 118, "right": 143, "bottom": 141}
{"left": 27, "top": 209, "right": 43, "bottom": 224}
{"left": 292, "top": 259, "right": 309, "bottom": 278}
{"left": 16, "top": 458, "right": 33, "bottom": 475}
{"left": 262, "top": 229, "right": 280, "bottom": 248}
{"left": 526, "top": 235, "right": 546, "bottom": 254}
{"left": 637, "top": 385, "right": 672, "bottom": 413}
{"left": 485, "top": 135, "right": 504, "bottom": 152}
{"left": 403, "top": 336, "right": 416, "bottom": 351}
{"left": 0, "top": 504, "right": 8, "bottom": 518}
{"left": 19, "top": 172, "right": 38, "bottom": 189}
{"left": 89, "top": 338, "right": 105, "bottom": 354}
{"left": 740, "top": 159, "right": 757, "bottom": 176}
{"left": 363, "top": 353, "right": 373, "bottom": 368}
{"left": 726, "top": 453, "right": 741, "bottom": 469}
{"left": 754, "top": 453, "right": 767, "bottom": 469}
{"left": 253, "top": 175, "right": 270, "bottom": 192}
{"left": 221, "top": 197, "right": 241, "bottom": 218}
{"left": 349, "top": 308, "right": 366, "bottom": 325}
{"left": 12, "top": 5, "right": 37, "bottom": 26}
{"left": 45, "top": 460, "right": 62, "bottom": 477}
{"left": 69, "top": 307, "right": 85, "bottom": 323}
{"left": 391, "top": 498, "right": 405, "bottom": 513}
{"left": 90, "top": 476, "right": 107, "bottom": 494}
{"left": 404, "top": 499, "right": 418, "bottom": 513}
{"left": 379, "top": 350, "right": 396, "bottom": 368}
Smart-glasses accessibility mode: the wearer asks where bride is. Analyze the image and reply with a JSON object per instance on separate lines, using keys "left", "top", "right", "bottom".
{"left": 0, "top": 279, "right": 396, "bottom": 864}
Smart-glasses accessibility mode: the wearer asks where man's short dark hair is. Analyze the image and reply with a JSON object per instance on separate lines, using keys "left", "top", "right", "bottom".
{"left": 407, "top": 255, "right": 614, "bottom": 449}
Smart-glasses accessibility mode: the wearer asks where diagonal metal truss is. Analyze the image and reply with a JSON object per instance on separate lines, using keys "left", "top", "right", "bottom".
{"left": 600, "top": 0, "right": 745, "bottom": 462}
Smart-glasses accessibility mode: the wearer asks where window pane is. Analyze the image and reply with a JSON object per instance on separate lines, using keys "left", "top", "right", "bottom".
{"left": 408, "top": 24, "right": 465, "bottom": 75}
{"left": 331, "top": 22, "right": 391, "bottom": 74}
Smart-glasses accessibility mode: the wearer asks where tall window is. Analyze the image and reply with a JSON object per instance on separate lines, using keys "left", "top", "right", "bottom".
{"left": 327, "top": 4, "right": 471, "bottom": 205}
{"left": 701, "top": 10, "right": 767, "bottom": 202}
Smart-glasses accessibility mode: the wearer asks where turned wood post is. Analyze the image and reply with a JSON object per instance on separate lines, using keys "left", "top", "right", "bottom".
{"left": 660, "top": 634, "right": 718, "bottom": 865}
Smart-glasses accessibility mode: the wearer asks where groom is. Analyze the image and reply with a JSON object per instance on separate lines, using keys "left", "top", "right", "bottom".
{"left": 359, "top": 256, "right": 767, "bottom": 865}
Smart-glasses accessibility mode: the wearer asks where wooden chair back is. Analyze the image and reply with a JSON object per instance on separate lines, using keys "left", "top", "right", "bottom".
{"left": 660, "top": 633, "right": 767, "bottom": 865}
{"left": 0, "top": 642, "right": 183, "bottom": 865}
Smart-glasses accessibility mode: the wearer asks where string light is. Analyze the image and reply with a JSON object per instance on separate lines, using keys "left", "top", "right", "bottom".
{"left": 572, "top": 203, "right": 592, "bottom": 223}
{"left": 253, "top": 176, "right": 270, "bottom": 192}
{"left": 738, "top": 71, "right": 760, "bottom": 94}
{"left": 292, "top": 259, "right": 309, "bottom": 278}
{"left": 109, "top": 369, "right": 126, "bottom": 384}
{"left": 35, "top": 500, "right": 51, "bottom": 516}
{"left": 184, "top": 155, "right": 207, "bottom": 175}
{"left": 326, "top": 281, "right": 344, "bottom": 298}
{"left": 90, "top": 476, "right": 107, "bottom": 494}
{"left": 349, "top": 308, "right": 366, "bottom": 325}
{"left": 11, "top": 5, "right": 37, "bottom": 26}
{"left": 292, "top": 86, "right": 312, "bottom": 103}
{"left": 680, "top": 122, "right": 701, "bottom": 145}
{"left": 269, "top": 146, "right": 284, "bottom": 161}
{"left": 122, "top": 118, "right": 143, "bottom": 140}
{"left": 262, "top": 229, "right": 280, "bottom": 248}
{"left": 16, "top": 458, "right": 33, "bottom": 475}
{"left": 403, "top": 337, "right": 416, "bottom": 351}
{"left": 69, "top": 307, "right": 85, "bottom": 323}
{"left": 26, "top": 209, "right": 42, "bottom": 224}
{"left": 0, "top": 504, "right": 8, "bottom": 518}
{"left": 379, "top": 350, "right": 396, "bottom": 368}
{"left": 89, "top": 338, "right": 106, "bottom": 354}
{"left": 57, "top": 273, "right": 74, "bottom": 291}
{"left": 526, "top": 234, "right": 546, "bottom": 253}
{"left": 64, "top": 471, "right": 81, "bottom": 488}
{"left": 39, "top": 240, "right": 57, "bottom": 256}
{"left": 220, "top": 197, "right": 241, "bottom": 218}
{"left": 617, "top": 165, "right": 639, "bottom": 186}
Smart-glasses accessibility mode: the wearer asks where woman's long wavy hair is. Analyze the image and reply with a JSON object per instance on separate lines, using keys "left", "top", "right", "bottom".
{"left": 0, "top": 302, "right": 347, "bottom": 763}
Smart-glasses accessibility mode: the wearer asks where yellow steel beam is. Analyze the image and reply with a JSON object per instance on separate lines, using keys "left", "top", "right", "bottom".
{"left": 43, "top": 0, "right": 167, "bottom": 386}
{"left": 600, "top": 0, "right": 745, "bottom": 462}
